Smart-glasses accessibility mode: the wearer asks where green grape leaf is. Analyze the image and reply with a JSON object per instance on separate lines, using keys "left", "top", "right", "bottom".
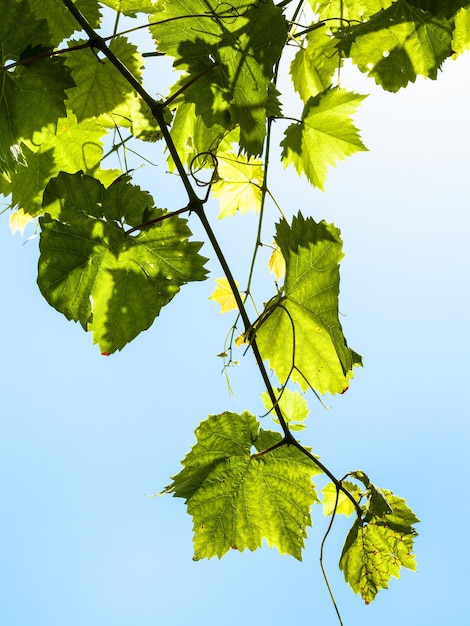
{"left": 311, "top": 0, "right": 395, "bottom": 21}
{"left": 340, "top": 490, "right": 419, "bottom": 603}
{"left": 9, "top": 113, "right": 113, "bottom": 216}
{"left": 38, "top": 172, "right": 208, "bottom": 353}
{"left": 0, "top": 1, "right": 74, "bottom": 172}
{"left": 151, "top": 0, "right": 288, "bottom": 156}
{"left": 281, "top": 88, "right": 367, "bottom": 191}
{"left": 342, "top": 0, "right": 453, "bottom": 91}
{"left": 65, "top": 36, "right": 143, "bottom": 122}
{"left": 163, "top": 411, "right": 321, "bottom": 560}
{"left": 322, "top": 481, "right": 361, "bottom": 517}
{"left": 211, "top": 153, "right": 263, "bottom": 218}
{"left": 99, "top": 0, "right": 157, "bottom": 16}
{"left": 290, "top": 27, "right": 339, "bottom": 101}
{"left": 453, "top": 7, "right": 470, "bottom": 56}
{"left": 168, "top": 100, "right": 229, "bottom": 170}
{"left": 28, "top": 0, "right": 102, "bottom": 44}
{"left": 260, "top": 388, "right": 309, "bottom": 431}
{"left": 254, "top": 213, "right": 362, "bottom": 395}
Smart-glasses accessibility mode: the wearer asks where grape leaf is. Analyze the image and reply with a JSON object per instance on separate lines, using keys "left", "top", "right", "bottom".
{"left": 65, "top": 36, "right": 143, "bottom": 122}
{"left": 268, "top": 243, "right": 286, "bottom": 280}
{"left": 27, "top": 0, "right": 102, "bottom": 44}
{"left": 260, "top": 387, "right": 309, "bottom": 431}
{"left": 168, "top": 100, "right": 230, "bottom": 170}
{"left": 281, "top": 88, "right": 367, "bottom": 191}
{"left": 322, "top": 481, "right": 361, "bottom": 517}
{"left": 290, "top": 27, "right": 339, "bottom": 101}
{"left": 0, "top": 0, "right": 74, "bottom": 172}
{"left": 38, "top": 172, "right": 208, "bottom": 353}
{"left": 9, "top": 209, "right": 34, "bottom": 236}
{"left": 211, "top": 153, "right": 263, "bottom": 218}
{"left": 99, "top": 0, "right": 157, "bottom": 17}
{"left": 209, "top": 278, "right": 242, "bottom": 313}
{"left": 163, "top": 411, "right": 321, "bottom": 560}
{"left": 340, "top": 490, "right": 419, "bottom": 603}
{"left": 311, "top": 0, "right": 395, "bottom": 21}
{"left": 453, "top": 6, "right": 470, "bottom": 56}
{"left": 342, "top": 0, "right": 453, "bottom": 91}
{"left": 254, "top": 213, "right": 362, "bottom": 395}
{"left": 8, "top": 113, "right": 113, "bottom": 217}
{"left": 151, "top": 0, "right": 288, "bottom": 156}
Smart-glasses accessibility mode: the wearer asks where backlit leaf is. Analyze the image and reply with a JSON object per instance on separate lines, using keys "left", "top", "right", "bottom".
{"left": 260, "top": 387, "right": 309, "bottom": 431}
{"left": 163, "top": 411, "right": 321, "bottom": 560}
{"left": 65, "top": 36, "right": 143, "bottom": 121}
{"left": 254, "top": 214, "right": 362, "bottom": 395}
{"left": 9, "top": 209, "right": 34, "bottom": 236}
{"left": 340, "top": 489, "right": 419, "bottom": 603}
{"left": 322, "top": 481, "right": 360, "bottom": 517}
{"left": 209, "top": 278, "right": 242, "bottom": 313}
{"left": 342, "top": 0, "right": 453, "bottom": 91}
{"left": 281, "top": 88, "right": 367, "bottom": 190}
{"left": 0, "top": 0, "right": 74, "bottom": 172}
{"left": 268, "top": 243, "right": 286, "bottom": 280}
{"left": 38, "top": 172, "right": 208, "bottom": 353}
{"left": 211, "top": 153, "right": 263, "bottom": 218}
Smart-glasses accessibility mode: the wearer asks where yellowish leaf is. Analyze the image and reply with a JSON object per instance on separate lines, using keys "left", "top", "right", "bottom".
{"left": 209, "top": 278, "right": 243, "bottom": 313}
{"left": 211, "top": 153, "right": 263, "bottom": 219}
{"left": 235, "top": 333, "right": 247, "bottom": 347}
{"left": 9, "top": 209, "right": 34, "bottom": 235}
{"left": 268, "top": 243, "right": 286, "bottom": 280}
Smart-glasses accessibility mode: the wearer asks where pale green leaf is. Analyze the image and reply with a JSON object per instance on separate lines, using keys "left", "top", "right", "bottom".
{"left": 268, "top": 243, "right": 286, "bottom": 280}
{"left": 322, "top": 481, "right": 360, "bottom": 517}
{"left": 254, "top": 214, "right": 362, "bottom": 395}
{"left": 260, "top": 387, "right": 309, "bottom": 431}
{"left": 38, "top": 172, "right": 208, "bottom": 353}
{"left": 163, "top": 411, "right": 321, "bottom": 560}
{"left": 211, "top": 154, "right": 263, "bottom": 218}
{"left": 290, "top": 27, "right": 339, "bottom": 101}
{"left": 281, "top": 88, "right": 367, "bottom": 190}
{"left": 209, "top": 278, "right": 243, "bottom": 313}
{"left": 453, "top": 7, "right": 470, "bottom": 56}
{"left": 9, "top": 208, "right": 34, "bottom": 236}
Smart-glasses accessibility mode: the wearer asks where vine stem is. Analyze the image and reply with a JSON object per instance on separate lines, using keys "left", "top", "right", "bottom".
{"left": 61, "top": 0, "right": 363, "bottom": 521}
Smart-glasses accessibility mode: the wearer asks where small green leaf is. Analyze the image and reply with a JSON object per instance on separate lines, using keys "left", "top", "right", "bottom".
{"left": 260, "top": 387, "right": 309, "bottom": 431}
{"left": 322, "top": 481, "right": 360, "bottom": 517}
{"left": 211, "top": 153, "right": 263, "bottom": 218}
{"left": 38, "top": 172, "right": 208, "bottom": 353}
{"left": 163, "top": 411, "right": 321, "bottom": 560}
{"left": 281, "top": 88, "right": 367, "bottom": 190}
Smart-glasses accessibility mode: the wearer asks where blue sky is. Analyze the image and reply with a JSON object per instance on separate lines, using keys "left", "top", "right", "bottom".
{"left": 1, "top": 27, "right": 470, "bottom": 626}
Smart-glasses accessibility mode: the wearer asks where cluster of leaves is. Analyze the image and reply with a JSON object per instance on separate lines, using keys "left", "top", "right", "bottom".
{"left": 3, "top": 0, "right": 468, "bottom": 609}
